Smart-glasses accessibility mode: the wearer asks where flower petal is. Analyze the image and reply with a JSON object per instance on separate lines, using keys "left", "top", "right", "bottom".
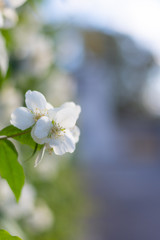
{"left": 34, "top": 116, "right": 52, "bottom": 139}
{"left": 31, "top": 126, "right": 49, "bottom": 144}
{"left": 10, "top": 107, "right": 34, "bottom": 130}
{"left": 55, "top": 104, "right": 81, "bottom": 129}
{"left": 61, "top": 102, "right": 76, "bottom": 109}
{"left": 70, "top": 126, "right": 80, "bottom": 143}
{"left": 48, "top": 108, "right": 58, "bottom": 121}
{"left": 49, "top": 130, "right": 75, "bottom": 155}
{"left": 46, "top": 102, "right": 54, "bottom": 110}
{"left": 25, "top": 90, "right": 47, "bottom": 112}
{"left": 61, "top": 102, "right": 81, "bottom": 116}
{"left": 34, "top": 145, "right": 46, "bottom": 167}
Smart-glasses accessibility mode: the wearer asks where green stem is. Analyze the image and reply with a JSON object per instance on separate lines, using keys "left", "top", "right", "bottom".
{"left": 0, "top": 129, "right": 31, "bottom": 140}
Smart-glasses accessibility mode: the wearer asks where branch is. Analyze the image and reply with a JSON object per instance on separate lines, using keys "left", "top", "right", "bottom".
{"left": 0, "top": 129, "right": 31, "bottom": 140}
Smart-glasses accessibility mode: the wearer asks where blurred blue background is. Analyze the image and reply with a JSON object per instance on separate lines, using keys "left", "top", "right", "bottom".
{"left": 41, "top": 1, "right": 160, "bottom": 239}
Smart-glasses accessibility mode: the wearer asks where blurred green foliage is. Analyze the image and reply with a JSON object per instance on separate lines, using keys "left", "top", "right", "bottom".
{"left": 29, "top": 161, "right": 85, "bottom": 240}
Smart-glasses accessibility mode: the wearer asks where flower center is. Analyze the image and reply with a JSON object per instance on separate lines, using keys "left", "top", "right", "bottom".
{"left": 46, "top": 145, "right": 54, "bottom": 155}
{"left": 49, "top": 121, "right": 65, "bottom": 139}
{"left": 34, "top": 108, "right": 47, "bottom": 122}
{"left": 34, "top": 113, "right": 44, "bottom": 122}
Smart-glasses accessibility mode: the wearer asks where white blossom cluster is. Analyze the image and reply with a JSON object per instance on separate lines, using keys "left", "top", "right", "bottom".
{"left": 0, "top": 180, "right": 54, "bottom": 234}
{"left": 11, "top": 90, "right": 81, "bottom": 166}
{"left": 0, "top": 0, "right": 26, "bottom": 28}
{"left": 0, "top": 0, "right": 27, "bottom": 75}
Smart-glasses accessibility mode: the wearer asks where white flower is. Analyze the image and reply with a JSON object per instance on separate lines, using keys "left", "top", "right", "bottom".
{"left": 10, "top": 90, "right": 81, "bottom": 166}
{"left": 0, "top": 85, "right": 22, "bottom": 128}
{"left": 13, "top": 26, "right": 54, "bottom": 76}
{"left": 0, "top": 33, "right": 8, "bottom": 75}
{"left": 0, "top": 0, "right": 26, "bottom": 28}
{"left": 32, "top": 102, "right": 81, "bottom": 157}
{"left": 26, "top": 201, "right": 54, "bottom": 232}
{"left": 10, "top": 90, "right": 53, "bottom": 130}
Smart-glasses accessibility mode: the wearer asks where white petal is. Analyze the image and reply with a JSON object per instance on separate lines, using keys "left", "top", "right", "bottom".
{"left": 61, "top": 102, "right": 81, "bottom": 116}
{"left": 49, "top": 130, "right": 75, "bottom": 155}
{"left": 34, "top": 116, "right": 52, "bottom": 139}
{"left": 75, "top": 105, "right": 81, "bottom": 116}
{"left": 48, "top": 108, "right": 58, "bottom": 121}
{"left": 25, "top": 90, "right": 47, "bottom": 112}
{"left": 70, "top": 126, "right": 80, "bottom": 143}
{"left": 10, "top": 107, "right": 34, "bottom": 130}
{"left": 9, "top": 0, "right": 27, "bottom": 8}
{"left": 31, "top": 126, "right": 49, "bottom": 144}
{"left": 2, "top": 8, "right": 18, "bottom": 28}
{"left": 61, "top": 102, "right": 76, "bottom": 108}
{"left": 34, "top": 145, "right": 46, "bottom": 167}
{"left": 46, "top": 102, "right": 54, "bottom": 110}
{"left": 55, "top": 105, "right": 81, "bottom": 129}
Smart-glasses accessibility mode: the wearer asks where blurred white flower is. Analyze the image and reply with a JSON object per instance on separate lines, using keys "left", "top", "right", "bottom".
{"left": 0, "top": 85, "right": 22, "bottom": 128}
{"left": 26, "top": 201, "right": 54, "bottom": 232}
{"left": 9, "top": 0, "right": 26, "bottom": 7}
{"left": 35, "top": 154, "right": 59, "bottom": 180}
{"left": 0, "top": 0, "right": 27, "bottom": 28}
{"left": 32, "top": 102, "right": 81, "bottom": 157}
{"left": 10, "top": 90, "right": 53, "bottom": 130}
{"left": 0, "top": 178, "right": 13, "bottom": 204}
{"left": 0, "top": 180, "right": 36, "bottom": 219}
{"left": 0, "top": 179, "right": 54, "bottom": 234}
{"left": 30, "top": 35, "right": 54, "bottom": 75}
{"left": 0, "top": 33, "right": 8, "bottom": 76}
{"left": 13, "top": 27, "right": 54, "bottom": 75}
{"left": 43, "top": 71, "right": 77, "bottom": 106}
{"left": 4, "top": 184, "right": 36, "bottom": 219}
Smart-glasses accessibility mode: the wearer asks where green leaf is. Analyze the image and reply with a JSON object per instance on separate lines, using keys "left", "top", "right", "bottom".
{"left": 0, "top": 229, "right": 22, "bottom": 240}
{"left": 0, "top": 125, "right": 36, "bottom": 149}
{"left": 0, "top": 140, "right": 25, "bottom": 201}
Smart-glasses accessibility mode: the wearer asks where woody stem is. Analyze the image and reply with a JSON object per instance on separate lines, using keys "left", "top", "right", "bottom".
{"left": 0, "top": 129, "right": 31, "bottom": 140}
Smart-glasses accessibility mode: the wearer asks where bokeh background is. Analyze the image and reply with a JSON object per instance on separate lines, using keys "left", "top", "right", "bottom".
{"left": 1, "top": 0, "right": 160, "bottom": 239}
